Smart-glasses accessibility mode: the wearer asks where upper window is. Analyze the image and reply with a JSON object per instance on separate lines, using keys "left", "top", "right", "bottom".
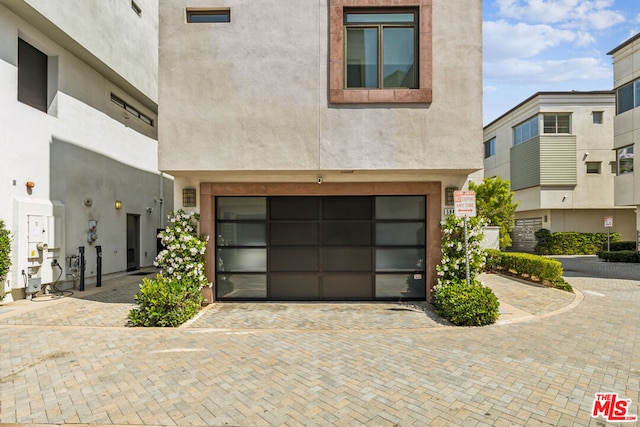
{"left": 513, "top": 116, "right": 539, "bottom": 145}
{"left": 111, "top": 93, "right": 154, "bottom": 126}
{"left": 18, "top": 38, "right": 48, "bottom": 112}
{"left": 187, "top": 8, "right": 230, "bottom": 23}
{"left": 616, "top": 79, "right": 640, "bottom": 114}
{"left": 617, "top": 145, "right": 634, "bottom": 175}
{"left": 329, "top": 0, "right": 433, "bottom": 104}
{"left": 543, "top": 113, "right": 571, "bottom": 134}
{"left": 344, "top": 10, "right": 417, "bottom": 89}
{"left": 484, "top": 137, "right": 496, "bottom": 158}
{"left": 586, "top": 161, "right": 601, "bottom": 174}
{"left": 131, "top": 1, "right": 142, "bottom": 17}
{"left": 592, "top": 111, "right": 603, "bottom": 124}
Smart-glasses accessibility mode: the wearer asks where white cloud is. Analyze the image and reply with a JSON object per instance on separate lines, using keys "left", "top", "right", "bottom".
{"left": 483, "top": 20, "right": 581, "bottom": 61}
{"left": 495, "top": 0, "right": 624, "bottom": 30}
{"left": 484, "top": 57, "right": 612, "bottom": 84}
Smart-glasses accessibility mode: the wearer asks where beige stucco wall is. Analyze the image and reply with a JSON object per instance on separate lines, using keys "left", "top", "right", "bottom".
{"left": 611, "top": 37, "right": 640, "bottom": 208}
{"left": 158, "top": 0, "right": 482, "bottom": 176}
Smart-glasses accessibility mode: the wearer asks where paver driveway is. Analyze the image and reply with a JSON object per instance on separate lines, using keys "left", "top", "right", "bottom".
{"left": 0, "top": 258, "right": 639, "bottom": 426}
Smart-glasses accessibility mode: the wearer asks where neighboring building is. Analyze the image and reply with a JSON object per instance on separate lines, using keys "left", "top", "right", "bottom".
{"left": 158, "top": 1, "right": 483, "bottom": 302}
{"left": 0, "top": 0, "right": 172, "bottom": 301}
{"left": 483, "top": 92, "right": 636, "bottom": 251}
{"left": 609, "top": 34, "right": 640, "bottom": 250}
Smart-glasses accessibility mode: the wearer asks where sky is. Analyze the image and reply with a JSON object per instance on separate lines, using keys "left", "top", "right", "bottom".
{"left": 482, "top": 0, "right": 640, "bottom": 125}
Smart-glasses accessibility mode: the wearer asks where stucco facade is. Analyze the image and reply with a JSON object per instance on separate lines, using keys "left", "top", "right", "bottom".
{"left": 609, "top": 34, "right": 640, "bottom": 249}
{"left": 483, "top": 92, "right": 636, "bottom": 251}
{"left": 0, "top": 0, "right": 172, "bottom": 301}
{"left": 159, "top": 0, "right": 483, "bottom": 301}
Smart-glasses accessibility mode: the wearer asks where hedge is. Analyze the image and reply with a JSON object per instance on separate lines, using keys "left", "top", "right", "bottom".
{"left": 598, "top": 251, "right": 640, "bottom": 263}
{"left": 534, "top": 229, "right": 620, "bottom": 255}
{"left": 485, "top": 249, "right": 572, "bottom": 292}
{"left": 607, "top": 241, "right": 637, "bottom": 252}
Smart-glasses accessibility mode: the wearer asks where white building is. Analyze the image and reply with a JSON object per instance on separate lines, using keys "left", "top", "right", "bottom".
{"left": 483, "top": 91, "right": 636, "bottom": 251}
{"left": 0, "top": 0, "right": 172, "bottom": 301}
{"left": 159, "top": 0, "right": 483, "bottom": 302}
{"left": 609, "top": 34, "right": 640, "bottom": 250}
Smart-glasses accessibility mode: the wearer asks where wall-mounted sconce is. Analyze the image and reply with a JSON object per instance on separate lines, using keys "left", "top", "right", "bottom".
{"left": 182, "top": 188, "right": 196, "bottom": 207}
{"left": 25, "top": 181, "right": 35, "bottom": 189}
{"left": 146, "top": 207, "right": 153, "bottom": 214}
{"left": 583, "top": 152, "right": 589, "bottom": 161}
{"left": 562, "top": 195, "right": 567, "bottom": 202}
{"left": 115, "top": 200, "right": 122, "bottom": 210}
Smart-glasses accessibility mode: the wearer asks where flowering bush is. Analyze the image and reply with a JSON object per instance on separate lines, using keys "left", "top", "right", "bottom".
{"left": 129, "top": 210, "right": 208, "bottom": 327}
{"left": 155, "top": 210, "right": 209, "bottom": 287}
{"left": 0, "top": 220, "right": 11, "bottom": 302}
{"left": 436, "top": 215, "right": 487, "bottom": 286}
{"left": 434, "top": 215, "right": 499, "bottom": 326}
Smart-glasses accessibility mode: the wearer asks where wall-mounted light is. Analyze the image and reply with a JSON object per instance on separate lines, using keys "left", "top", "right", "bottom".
{"left": 25, "top": 181, "right": 35, "bottom": 189}
{"left": 115, "top": 200, "right": 122, "bottom": 210}
{"left": 146, "top": 207, "right": 153, "bottom": 214}
{"left": 182, "top": 188, "right": 196, "bottom": 207}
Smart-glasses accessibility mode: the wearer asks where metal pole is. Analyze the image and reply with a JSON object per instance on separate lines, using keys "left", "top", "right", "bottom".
{"left": 607, "top": 227, "right": 610, "bottom": 253}
{"left": 78, "top": 246, "right": 85, "bottom": 292}
{"left": 464, "top": 217, "right": 470, "bottom": 286}
{"left": 96, "top": 245, "right": 102, "bottom": 287}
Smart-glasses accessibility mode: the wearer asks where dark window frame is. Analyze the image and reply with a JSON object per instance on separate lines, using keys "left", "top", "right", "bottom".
{"left": 111, "top": 93, "right": 154, "bottom": 126}
{"left": 186, "top": 8, "right": 230, "bottom": 23}
{"left": 484, "top": 137, "right": 496, "bottom": 158}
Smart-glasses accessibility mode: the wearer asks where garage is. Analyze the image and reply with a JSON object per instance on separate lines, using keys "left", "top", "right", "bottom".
{"left": 215, "top": 195, "right": 427, "bottom": 301}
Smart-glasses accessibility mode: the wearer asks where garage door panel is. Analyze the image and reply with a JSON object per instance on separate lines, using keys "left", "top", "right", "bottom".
{"left": 323, "top": 247, "right": 372, "bottom": 271}
{"left": 270, "top": 248, "right": 319, "bottom": 272}
{"left": 271, "top": 274, "right": 320, "bottom": 299}
{"left": 323, "top": 274, "right": 372, "bottom": 299}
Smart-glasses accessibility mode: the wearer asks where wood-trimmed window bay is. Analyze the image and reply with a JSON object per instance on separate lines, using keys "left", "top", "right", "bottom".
{"left": 330, "top": 0, "right": 432, "bottom": 104}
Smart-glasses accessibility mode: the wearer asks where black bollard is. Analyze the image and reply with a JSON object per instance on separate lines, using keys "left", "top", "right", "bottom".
{"left": 96, "top": 245, "right": 102, "bottom": 287}
{"left": 79, "top": 246, "right": 85, "bottom": 291}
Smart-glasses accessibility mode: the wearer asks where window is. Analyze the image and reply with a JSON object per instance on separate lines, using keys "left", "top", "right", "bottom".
{"left": 186, "top": 8, "right": 230, "bottom": 23}
{"left": 131, "top": 1, "right": 142, "bottom": 16}
{"left": 586, "top": 162, "right": 601, "bottom": 174}
{"left": 592, "top": 111, "right": 603, "bottom": 124}
{"left": 182, "top": 188, "right": 196, "bottom": 207}
{"left": 617, "top": 145, "right": 634, "bottom": 175}
{"left": 610, "top": 161, "right": 617, "bottom": 174}
{"left": 111, "top": 93, "right": 154, "bottom": 126}
{"left": 543, "top": 113, "right": 571, "bottom": 134}
{"left": 329, "top": 0, "right": 432, "bottom": 104}
{"left": 18, "top": 38, "right": 48, "bottom": 112}
{"left": 344, "top": 10, "right": 417, "bottom": 89}
{"left": 513, "top": 116, "right": 539, "bottom": 145}
{"left": 616, "top": 79, "right": 640, "bottom": 114}
{"left": 484, "top": 137, "right": 496, "bottom": 158}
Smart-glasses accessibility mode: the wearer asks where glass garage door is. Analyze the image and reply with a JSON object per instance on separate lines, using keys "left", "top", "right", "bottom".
{"left": 216, "top": 196, "right": 426, "bottom": 300}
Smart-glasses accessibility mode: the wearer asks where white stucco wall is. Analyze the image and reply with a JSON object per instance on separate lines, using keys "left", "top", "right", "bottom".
{"left": 0, "top": 3, "right": 167, "bottom": 301}
{"left": 158, "top": 0, "right": 483, "bottom": 176}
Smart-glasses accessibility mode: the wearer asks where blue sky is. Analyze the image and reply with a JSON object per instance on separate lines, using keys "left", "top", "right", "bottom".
{"left": 483, "top": 0, "right": 640, "bottom": 125}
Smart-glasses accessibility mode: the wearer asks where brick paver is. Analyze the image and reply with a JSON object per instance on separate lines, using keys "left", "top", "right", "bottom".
{"left": 0, "top": 260, "right": 639, "bottom": 426}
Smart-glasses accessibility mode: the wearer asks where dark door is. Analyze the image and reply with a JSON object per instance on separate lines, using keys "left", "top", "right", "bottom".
{"left": 126, "top": 214, "right": 140, "bottom": 271}
{"left": 216, "top": 196, "right": 426, "bottom": 301}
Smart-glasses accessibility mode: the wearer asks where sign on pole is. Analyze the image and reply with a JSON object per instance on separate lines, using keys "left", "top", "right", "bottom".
{"left": 604, "top": 216, "right": 613, "bottom": 228}
{"left": 454, "top": 190, "right": 476, "bottom": 218}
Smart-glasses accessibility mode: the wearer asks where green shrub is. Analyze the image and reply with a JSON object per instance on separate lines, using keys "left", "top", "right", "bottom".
{"left": 607, "top": 241, "right": 637, "bottom": 252}
{"left": 0, "top": 220, "right": 11, "bottom": 302}
{"left": 128, "top": 275, "right": 203, "bottom": 327}
{"left": 598, "top": 251, "right": 640, "bottom": 263}
{"left": 534, "top": 229, "right": 620, "bottom": 255}
{"left": 485, "top": 249, "right": 572, "bottom": 292}
{"left": 433, "top": 279, "right": 500, "bottom": 326}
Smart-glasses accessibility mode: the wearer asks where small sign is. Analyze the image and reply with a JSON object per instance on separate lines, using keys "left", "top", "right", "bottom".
{"left": 444, "top": 208, "right": 455, "bottom": 215}
{"left": 454, "top": 190, "right": 476, "bottom": 218}
{"left": 604, "top": 216, "right": 613, "bottom": 228}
